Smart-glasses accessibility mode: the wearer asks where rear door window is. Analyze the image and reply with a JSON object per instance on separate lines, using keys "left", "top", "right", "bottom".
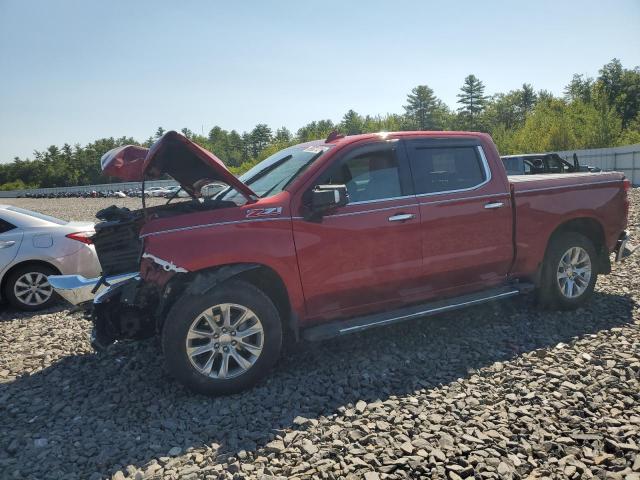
{"left": 407, "top": 145, "right": 487, "bottom": 195}
{"left": 0, "top": 218, "right": 16, "bottom": 234}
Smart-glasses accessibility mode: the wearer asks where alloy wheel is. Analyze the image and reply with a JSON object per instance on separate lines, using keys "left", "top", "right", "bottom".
{"left": 13, "top": 272, "right": 53, "bottom": 307}
{"left": 556, "top": 246, "right": 592, "bottom": 298}
{"left": 185, "top": 303, "right": 264, "bottom": 379}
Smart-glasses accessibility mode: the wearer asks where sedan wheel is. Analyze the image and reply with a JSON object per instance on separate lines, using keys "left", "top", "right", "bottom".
{"left": 4, "top": 264, "right": 58, "bottom": 311}
{"left": 13, "top": 272, "right": 53, "bottom": 307}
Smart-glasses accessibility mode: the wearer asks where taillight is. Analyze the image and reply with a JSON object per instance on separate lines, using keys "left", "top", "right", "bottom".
{"left": 623, "top": 178, "right": 631, "bottom": 193}
{"left": 66, "top": 232, "right": 94, "bottom": 244}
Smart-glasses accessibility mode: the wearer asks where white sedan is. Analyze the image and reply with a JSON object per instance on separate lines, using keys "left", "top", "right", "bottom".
{"left": 0, "top": 206, "right": 101, "bottom": 310}
{"left": 146, "top": 187, "right": 171, "bottom": 197}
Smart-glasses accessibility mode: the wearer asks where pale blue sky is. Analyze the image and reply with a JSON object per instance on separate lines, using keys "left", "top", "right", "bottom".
{"left": 1, "top": 0, "right": 639, "bottom": 162}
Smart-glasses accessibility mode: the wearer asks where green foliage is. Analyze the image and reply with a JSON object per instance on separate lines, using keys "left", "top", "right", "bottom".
{"left": 403, "top": 85, "right": 450, "bottom": 130}
{"left": 564, "top": 74, "right": 594, "bottom": 103}
{"left": 2, "top": 59, "right": 639, "bottom": 190}
{"left": 0, "top": 179, "right": 36, "bottom": 191}
{"left": 341, "top": 110, "right": 365, "bottom": 135}
{"left": 457, "top": 74, "right": 488, "bottom": 129}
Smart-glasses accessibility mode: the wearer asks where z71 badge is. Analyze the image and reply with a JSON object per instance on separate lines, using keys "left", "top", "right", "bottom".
{"left": 245, "top": 207, "right": 283, "bottom": 218}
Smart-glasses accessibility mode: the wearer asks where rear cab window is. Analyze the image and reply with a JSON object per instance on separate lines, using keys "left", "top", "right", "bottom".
{"left": 406, "top": 141, "right": 489, "bottom": 195}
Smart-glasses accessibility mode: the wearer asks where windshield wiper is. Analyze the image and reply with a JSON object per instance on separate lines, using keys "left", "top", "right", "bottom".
{"left": 259, "top": 152, "right": 322, "bottom": 198}
{"left": 245, "top": 155, "right": 292, "bottom": 186}
{"left": 280, "top": 153, "right": 322, "bottom": 190}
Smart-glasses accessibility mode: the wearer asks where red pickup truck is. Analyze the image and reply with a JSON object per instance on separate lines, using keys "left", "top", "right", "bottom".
{"left": 49, "top": 130, "right": 633, "bottom": 395}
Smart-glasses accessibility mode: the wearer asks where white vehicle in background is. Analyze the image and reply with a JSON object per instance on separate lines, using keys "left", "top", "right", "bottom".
{"left": 162, "top": 185, "right": 190, "bottom": 198}
{"left": 0, "top": 206, "right": 101, "bottom": 311}
{"left": 146, "top": 187, "right": 171, "bottom": 197}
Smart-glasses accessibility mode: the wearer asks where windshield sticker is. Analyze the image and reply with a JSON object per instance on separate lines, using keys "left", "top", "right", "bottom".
{"left": 246, "top": 207, "right": 283, "bottom": 218}
{"left": 303, "top": 146, "right": 329, "bottom": 154}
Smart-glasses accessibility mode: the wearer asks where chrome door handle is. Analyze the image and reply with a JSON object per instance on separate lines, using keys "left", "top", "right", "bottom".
{"left": 484, "top": 202, "right": 504, "bottom": 210}
{"left": 0, "top": 240, "right": 15, "bottom": 248}
{"left": 388, "top": 213, "right": 415, "bottom": 222}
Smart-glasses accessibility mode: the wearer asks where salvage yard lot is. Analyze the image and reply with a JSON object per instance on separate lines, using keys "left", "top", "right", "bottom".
{"left": 1, "top": 194, "right": 639, "bottom": 480}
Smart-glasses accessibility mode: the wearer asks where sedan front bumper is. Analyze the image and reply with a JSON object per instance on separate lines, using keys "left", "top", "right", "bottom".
{"left": 48, "top": 272, "right": 138, "bottom": 306}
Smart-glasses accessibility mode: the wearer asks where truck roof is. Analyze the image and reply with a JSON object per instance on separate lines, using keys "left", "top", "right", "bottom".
{"left": 324, "top": 131, "right": 489, "bottom": 147}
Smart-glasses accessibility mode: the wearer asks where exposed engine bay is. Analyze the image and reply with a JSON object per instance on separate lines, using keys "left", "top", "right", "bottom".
{"left": 81, "top": 131, "right": 260, "bottom": 349}
{"left": 90, "top": 198, "right": 241, "bottom": 349}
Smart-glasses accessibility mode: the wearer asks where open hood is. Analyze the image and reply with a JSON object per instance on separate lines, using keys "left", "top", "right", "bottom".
{"left": 100, "top": 131, "right": 257, "bottom": 200}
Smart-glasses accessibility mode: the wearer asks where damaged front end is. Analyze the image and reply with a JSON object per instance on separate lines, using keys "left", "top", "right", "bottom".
{"left": 48, "top": 252, "right": 187, "bottom": 351}
{"left": 91, "top": 251, "right": 185, "bottom": 350}
{"left": 48, "top": 130, "right": 259, "bottom": 351}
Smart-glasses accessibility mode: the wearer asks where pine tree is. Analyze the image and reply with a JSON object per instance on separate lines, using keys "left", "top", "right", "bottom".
{"left": 274, "top": 127, "right": 292, "bottom": 143}
{"left": 457, "top": 75, "right": 488, "bottom": 129}
{"left": 564, "top": 74, "right": 593, "bottom": 103}
{"left": 341, "top": 110, "right": 364, "bottom": 135}
{"left": 404, "top": 85, "right": 447, "bottom": 130}
{"left": 520, "top": 83, "right": 537, "bottom": 114}
{"left": 250, "top": 124, "right": 272, "bottom": 157}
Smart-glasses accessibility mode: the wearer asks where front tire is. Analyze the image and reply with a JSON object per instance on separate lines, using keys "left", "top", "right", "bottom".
{"left": 538, "top": 232, "right": 598, "bottom": 309}
{"left": 162, "top": 279, "right": 282, "bottom": 395}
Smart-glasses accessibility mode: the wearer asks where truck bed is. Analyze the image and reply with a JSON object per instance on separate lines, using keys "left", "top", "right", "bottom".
{"left": 508, "top": 171, "right": 627, "bottom": 279}
{"left": 508, "top": 171, "right": 624, "bottom": 193}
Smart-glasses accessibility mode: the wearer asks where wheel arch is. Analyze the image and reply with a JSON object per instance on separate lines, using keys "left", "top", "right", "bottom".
{"left": 157, "top": 262, "right": 298, "bottom": 343}
{"left": 543, "top": 216, "right": 609, "bottom": 277}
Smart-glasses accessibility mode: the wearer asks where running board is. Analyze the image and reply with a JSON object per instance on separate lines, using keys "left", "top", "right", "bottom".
{"left": 302, "top": 285, "right": 528, "bottom": 342}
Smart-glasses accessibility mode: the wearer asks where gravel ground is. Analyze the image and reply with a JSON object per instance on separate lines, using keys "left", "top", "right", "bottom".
{"left": 1, "top": 194, "right": 639, "bottom": 480}
{"left": 0, "top": 197, "right": 166, "bottom": 222}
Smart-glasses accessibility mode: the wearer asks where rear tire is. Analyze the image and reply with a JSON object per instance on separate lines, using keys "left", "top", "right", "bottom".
{"left": 162, "top": 279, "right": 282, "bottom": 395}
{"left": 537, "top": 232, "right": 598, "bottom": 309}
{"left": 4, "top": 264, "right": 58, "bottom": 311}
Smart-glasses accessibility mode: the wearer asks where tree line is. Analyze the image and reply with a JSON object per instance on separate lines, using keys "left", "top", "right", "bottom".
{"left": 1, "top": 58, "right": 639, "bottom": 191}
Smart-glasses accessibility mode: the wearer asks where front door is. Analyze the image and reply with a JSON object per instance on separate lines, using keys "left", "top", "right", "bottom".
{"left": 292, "top": 141, "right": 424, "bottom": 322}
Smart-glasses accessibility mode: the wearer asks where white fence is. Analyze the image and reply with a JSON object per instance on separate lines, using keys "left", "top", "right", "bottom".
{"left": 0, "top": 179, "right": 178, "bottom": 198}
{"left": 554, "top": 144, "right": 640, "bottom": 185}
{"left": 0, "top": 143, "right": 639, "bottom": 197}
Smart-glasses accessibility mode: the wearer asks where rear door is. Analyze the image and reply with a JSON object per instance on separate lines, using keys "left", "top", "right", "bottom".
{"left": 292, "top": 140, "right": 424, "bottom": 322}
{"left": 405, "top": 138, "right": 513, "bottom": 295}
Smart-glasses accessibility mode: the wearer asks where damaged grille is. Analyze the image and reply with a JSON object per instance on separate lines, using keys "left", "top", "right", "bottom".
{"left": 92, "top": 206, "right": 144, "bottom": 276}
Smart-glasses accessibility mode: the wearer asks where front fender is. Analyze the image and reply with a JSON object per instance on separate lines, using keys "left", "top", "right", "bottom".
{"left": 141, "top": 217, "right": 306, "bottom": 318}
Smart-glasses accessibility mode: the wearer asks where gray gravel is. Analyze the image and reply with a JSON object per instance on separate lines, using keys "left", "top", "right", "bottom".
{"left": 0, "top": 197, "right": 166, "bottom": 222}
{"left": 1, "top": 193, "right": 639, "bottom": 480}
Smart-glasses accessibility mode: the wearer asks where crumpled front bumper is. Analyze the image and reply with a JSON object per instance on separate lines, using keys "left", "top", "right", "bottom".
{"left": 47, "top": 272, "right": 139, "bottom": 306}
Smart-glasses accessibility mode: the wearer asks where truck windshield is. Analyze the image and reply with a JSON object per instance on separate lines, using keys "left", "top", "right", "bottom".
{"left": 217, "top": 143, "right": 331, "bottom": 203}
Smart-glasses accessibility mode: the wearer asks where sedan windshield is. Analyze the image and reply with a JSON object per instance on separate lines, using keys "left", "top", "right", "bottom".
{"left": 218, "top": 143, "right": 331, "bottom": 203}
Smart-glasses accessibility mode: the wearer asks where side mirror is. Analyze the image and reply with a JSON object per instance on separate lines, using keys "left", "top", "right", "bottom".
{"left": 309, "top": 184, "right": 348, "bottom": 215}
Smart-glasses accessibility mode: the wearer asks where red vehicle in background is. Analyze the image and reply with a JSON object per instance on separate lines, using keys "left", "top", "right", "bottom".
{"left": 49, "top": 130, "right": 633, "bottom": 395}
